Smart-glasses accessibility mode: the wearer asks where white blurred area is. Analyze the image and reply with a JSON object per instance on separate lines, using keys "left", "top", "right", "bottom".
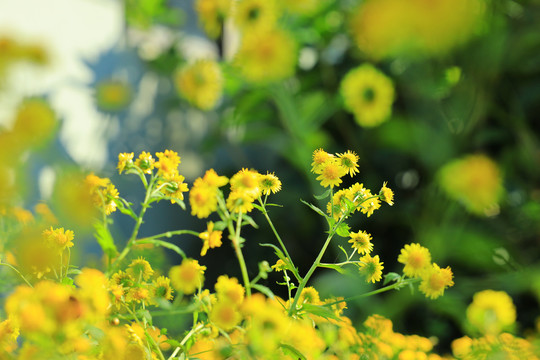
{"left": 0, "top": 0, "right": 122, "bottom": 169}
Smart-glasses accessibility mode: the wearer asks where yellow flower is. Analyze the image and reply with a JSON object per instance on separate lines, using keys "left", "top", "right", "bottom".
{"left": 349, "top": 0, "right": 485, "bottom": 59}
{"left": 340, "top": 64, "right": 395, "bottom": 127}
{"left": 338, "top": 150, "right": 360, "bottom": 176}
{"left": 126, "top": 286, "right": 150, "bottom": 303}
{"left": 215, "top": 275, "right": 245, "bottom": 306}
{"left": 210, "top": 300, "right": 242, "bottom": 331}
{"left": 154, "top": 149, "right": 181, "bottom": 179}
{"left": 259, "top": 172, "right": 282, "bottom": 195}
{"left": 202, "top": 168, "right": 229, "bottom": 187}
{"left": 126, "top": 257, "right": 154, "bottom": 281}
{"left": 174, "top": 59, "right": 223, "bottom": 110}
{"left": 271, "top": 259, "right": 287, "bottom": 272}
{"left": 195, "top": 0, "right": 233, "bottom": 38}
{"left": 189, "top": 178, "right": 219, "bottom": 218}
{"left": 226, "top": 190, "right": 256, "bottom": 213}
{"left": 438, "top": 154, "right": 504, "bottom": 215}
{"left": 315, "top": 158, "right": 348, "bottom": 188}
{"left": 419, "top": 263, "right": 454, "bottom": 299}
{"left": 0, "top": 318, "right": 19, "bottom": 353}
{"left": 451, "top": 336, "right": 472, "bottom": 358}
{"left": 169, "top": 259, "right": 206, "bottom": 295}
{"left": 160, "top": 173, "right": 189, "bottom": 203}
{"left": 12, "top": 98, "right": 57, "bottom": 148}
{"left": 42, "top": 227, "right": 74, "bottom": 252}
{"left": 379, "top": 182, "right": 394, "bottom": 206}
{"left": 199, "top": 221, "right": 223, "bottom": 256}
{"left": 348, "top": 230, "right": 373, "bottom": 255}
{"left": 95, "top": 80, "right": 132, "bottom": 112}
{"left": 359, "top": 254, "right": 384, "bottom": 283}
{"left": 299, "top": 286, "right": 321, "bottom": 305}
{"left": 466, "top": 290, "right": 516, "bottom": 335}
{"left": 234, "top": 27, "right": 297, "bottom": 84}
{"left": 397, "top": 243, "right": 432, "bottom": 278}
{"left": 134, "top": 151, "right": 155, "bottom": 174}
{"left": 311, "top": 148, "right": 334, "bottom": 174}
{"left": 358, "top": 192, "right": 381, "bottom": 218}
{"left": 117, "top": 152, "right": 134, "bottom": 174}
{"left": 230, "top": 168, "right": 261, "bottom": 199}
{"left": 233, "top": 0, "right": 280, "bottom": 32}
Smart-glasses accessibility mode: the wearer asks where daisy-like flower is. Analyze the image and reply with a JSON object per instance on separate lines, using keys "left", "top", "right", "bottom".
{"left": 233, "top": 0, "right": 280, "bottom": 32}
{"left": 466, "top": 290, "right": 516, "bottom": 335}
{"left": 102, "top": 183, "right": 119, "bottom": 215}
{"left": 210, "top": 300, "right": 242, "bottom": 331}
{"left": 161, "top": 173, "right": 189, "bottom": 203}
{"left": 117, "top": 152, "right": 134, "bottom": 174}
{"left": 316, "top": 158, "right": 348, "bottom": 188}
{"left": 338, "top": 151, "right": 360, "bottom": 176}
{"left": 215, "top": 275, "right": 245, "bottom": 306}
{"left": 199, "top": 221, "right": 223, "bottom": 256}
{"left": 230, "top": 168, "right": 261, "bottom": 199}
{"left": 348, "top": 230, "right": 373, "bottom": 255}
{"left": 152, "top": 276, "right": 174, "bottom": 302}
{"left": 96, "top": 80, "right": 132, "bottom": 112}
{"left": 340, "top": 64, "right": 395, "bottom": 127}
{"left": 110, "top": 270, "right": 135, "bottom": 289}
{"left": 359, "top": 194, "right": 381, "bottom": 217}
{"left": 327, "top": 188, "right": 353, "bottom": 220}
{"left": 379, "top": 181, "right": 394, "bottom": 206}
{"left": 311, "top": 148, "right": 334, "bottom": 174}
{"left": 154, "top": 150, "right": 181, "bottom": 179}
{"left": 271, "top": 259, "right": 287, "bottom": 272}
{"left": 189, "top": 178, "right": 219, "bottom": 219}
{"left": 419, "top": 263, "right": 454, "bottom": 299}
{"left": 234, "top": 27, "right": 297, "bottom": 84}
{"left": 135, "top": 151, "right": 155, "bottom": 174}
{"left": 397, "top": 243, "right": 432, "bottom": 278}
{"left": 126, "top": 257, "right": 154, "bottom": 282}
{"left": 359, "top": 254, "right": 384, "bottom": 283}
{"left": 195, "top": 0, "right": 233, "bottom": 38}
{"left": 169, "top": 259, "right": 206, "bottom": 295}
{"left": 226, "top": 190, "right": 256, "bottom": 213}
{"left": 174, "top": 59, "right": 223, "bottom": 111}
{"left": 299, "top": 287, "right": 321, "bottom": 305}
{"left": 126, "top": 286, "right": 150, "bottom": 303}
{"left": 202, "top": 168, "right": 229, "bottom": 188}
{"left": 42, "top": 227, "right": 74, "bottom": 252}
{"left": 259, "top": 172, "right": 282, "bottom": 195}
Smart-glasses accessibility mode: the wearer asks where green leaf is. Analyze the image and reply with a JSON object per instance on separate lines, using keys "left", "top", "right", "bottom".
{"left": 301, "top": 304, "right": 341, "bottom": 322}
{"left": 116, "top": 198, "right": 138, "bottom": 220}
{"left": 383, "top": 272, "right": 402, "bottom": 286}
{"left": 137, "top": 239, "right": 186, "bottom": 259}
{"left": 338, "top": 245, "right": 349, "bottom": 258}
{"left": 242, "top": 214, "right": 259, "bottom": 229}
{"left": 318, "top": 263, "right": 347, "bottom": 274}
{"left": 93, "top": 222, "right": 118, "bottom": 258}
{"left": 61, "top": 277, "right": 74, "bottom": 286}
{"left": 260, "top": 243, "right": 287, "bottom": 264}
{"left": 252, "top": 284, "right": 275, "bottom": 299}
{"left": 279, "top": 344, "right": 307, "bottom": 360}
{"left": 212, "top": 221, "right": 227, "bottom": 231}
{"left": 300, "top": 199, "right": 328, "bottom": 218}
{"left": 335, "top": 222, "right": 350, "bottom": 237}
{"left": 314, "top": 189, "right": 332, "bottom": 200}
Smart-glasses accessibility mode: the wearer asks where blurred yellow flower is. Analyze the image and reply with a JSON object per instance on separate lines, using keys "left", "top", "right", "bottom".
{"left": 233, "top": 0, "right": 280, "bottom": 32}
{"left": 95, "top": 80, "right": 132, "bottom": 112}
{"left": 127, "top": 257, "right": 154, "bottom": 281}
{"left": 234, "top": 27, "right": 297, "bottom": 83}
{"left": 169, "top": 258, "right": 206, "bottom": 295}
{"left": 359, "top": 254, "right": 383, "bottom": 283}
{"left": 12, "top": 98, "right": 57, "bottom": 148}
{"left": 226, "top": 189, "right": 256, "bottom": 213}
{"left": 466, "top": 290, "right": 516, "bottom": 335}
{"left": 210, "top": 300, "right": 242, "bottom": 331}
{"left": 190, "top": 178, "right": 219, "bottom": 218}
{"left": 195, "top": 0, "right": 233, "bottom": 38}
{"left": 215, "top": 275, "right": 245, "bottom": 306}
{"left": 154, "top": 149, "right": 181, "bottom": 179}
{"left": 42, "top": 227, "right": 74, "bottom": 252}
{"left": 349, "top": 0, "right": 486, "bottom": 59}
{"left": 174, "top": 59, "right": 223, "bottom": 111}
{"left": 438, "top": 154, "right": 504, "bottom": 215}
{"left": 340, "top": 64, "right": 395, "bottom": 128}
{"left": 199, "top": 221, "right": 223, "bottom": 256}
{"left": 397, "top": 243, "right": 432, "bottom": 278}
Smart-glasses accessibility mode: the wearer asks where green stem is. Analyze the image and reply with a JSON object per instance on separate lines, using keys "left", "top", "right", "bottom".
{"left": 0, "top": 263, "right": 33, "bottom": 287}
{"left": 231, "top": 211, "right": 251, "bottom": 296}
{"left": 138, "top": 229, "right": 200, "bottom": 242}
{"left": 168, "top": 323, "right": 205, "bottom": 360}
{"left": 257, "top": 198, "right": 300, "bottom": 282}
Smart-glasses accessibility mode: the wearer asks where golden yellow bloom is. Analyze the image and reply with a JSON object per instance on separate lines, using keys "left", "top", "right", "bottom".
{"left": 160, "top": 173, "right": 189, "bottom": 203}
{"left": 349, "top": 0, "right": 486, "bottom": 59}
{"left": 359, "top": 193, "right": 381, "bottom": 217}
{"left": 42, "top": 226, "right": 74, "bottom": 252}
{"left": 117, "top": 152, "right": 134, "bottom": 174}
{"left": 96, "top": 80, "right": 132, "bottom": 112}
{"left": 230, "top": 168, "right": 261, "bottom": 199}
{"left": 259, "top": 172, "right": 282, "bottom": 195}
{"left": 397, "top": 243, "right": 432, "bottom": 278}
{"left": 311, "top": 148, "right": 333, "bottom": 174}
{"left": 202, "top": 168, "right": 229, "bottom": 187}
{"left": 358, "top": 254, "right": 384, "bottom": 283}
{"left": 338, "top": 150, "right": 360, "bottom": 177}
{"left": 215, "top": 275, "right": 245, "bottom": 306}
{"left": 134, "top": 151, "right": 155, "bottom": 174}
{"left": 233, "top": 0, "right": 280, "bottom": 32}
{"left": 199, "top": 221, "right": 223, "bottom": 256}
{"left": 419, "top": 263, "right": 454, "bottom": 299}
{"left": 438, "top": 154, "right": 504, "bottom": 215}
{"left": 299, "top": 286, "right": 321, "bottom": 305}
{"left": 75, "top": 268, "right": 109, "bottom": 317}
{"left": 234, "top": 27, "right": 297, "bottom": 83}
{"left": 316, "top": 158, "right": 348, "bottom": 188}
{"left": 11, "top": 207, "right": 34, "bottom": 225}
{"left": 379, "top": 182, "right": 394, "bottom": 206}
{"left": 34, "top": 202, "right": 58, "bottom": 224}
{"left": 0, "top": 318, "right": 19, "bottom": 353}
{"left": 12, "top": 98, "right": 57, "bottom": 148}
{"left": 195, "top": 0, "right": 233, "bottom": 38}
{"left": 271, "top": 259, "right": 287, "bottom": 272}
{"left": 348, "top": 230, "right": 373, "bottom": 255}
{"left": 174, "top": 59, "right": 223, "bottom": 111}
{"left": 169, "top": 258, "right": 206, "bottom": 294}
{"left": 127, "top": 257, "right": 154, "bottom": 281}
{"left": 210, "top": 300, "right": 242, "bottom": 331}
{"left": 226, "top": 190, "right": 256, "bottom": 213}
{"left": 466, "top": 290, "right": 516, "bottom": 335}
{"left": 154, "top": 149, "right": 181, "bottom": 179}
{"left": 451, "top": 336, "right": 473, "bottom": 358}
{"left": 126, "top": 286, "right": 150, "bottom": 303}
{"left": 340, "top": 64, "right": 395, "bottom": 127}
{"left": 190, "top": 178, "right": 219, "bottom": 218}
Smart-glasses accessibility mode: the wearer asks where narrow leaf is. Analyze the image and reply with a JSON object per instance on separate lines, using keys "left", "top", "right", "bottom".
{"left": 300, "top": 199, "right": 328, "bottom": 218}
{"left": 301, "top": 304, "right": 341, "bottom": 321}
{"left": 383, "top": 272, "right": 401, "bottom": 286}
{"left": 252, "top": 284, "right": 275, "bottom": 299}
{"left": 280, "top": 344, "right": 307, "bottom": 360}
{"left": 137, "top": 239, "right": 186, "bottom": 259}
{"left": 93, "top": 222, "right": 118, "bottom": 258}
{"left": 318, "top": 263, "right": 347, "bottom": 274}
{"left": 314, "top": 189, "right": 332, "bottom": 200}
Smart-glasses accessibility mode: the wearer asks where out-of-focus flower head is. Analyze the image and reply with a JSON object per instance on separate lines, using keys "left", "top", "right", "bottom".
{"left": 174, "top": 59, "right": 223, "bottom": 111}
{"left": 95, "top": 80, "right": 132, "bottom": 112}
{"left": 195, "top": 0, "right": 233, "bottom": 38}
{"left": 466, "top": 290, "right": 516, "bottom": 335}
